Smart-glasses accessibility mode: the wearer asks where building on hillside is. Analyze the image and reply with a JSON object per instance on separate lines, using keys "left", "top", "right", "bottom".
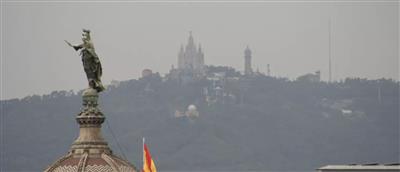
{"left": 317, "top": 163, "right": 400, "bottom": 172}
{"left": 173, "top": 104, "right": 199, "bottom": 122}
{"left": 297, "top": 71, "right": 321, "bottom": 82}
{"left": 142, "top": 69, "right": 153, "bottom": 78}
{"left": 44, "top": 89, "right": 137, "bottom": 172}
{"left": 203, "top": 72, "right": 239, "bottom": 105}
{"left": 186, "top": 104, "right": 199, "bottom": 119}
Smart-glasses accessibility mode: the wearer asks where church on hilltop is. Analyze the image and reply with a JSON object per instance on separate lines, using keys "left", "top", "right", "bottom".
{"left": 167, "top": 32, "right": 265, "bottom": 84}
{"left": 178, "top": 31, "right": 205, "bottom": 76}
{"left": 168, "top": 32, "right": 206, "bottom": 82}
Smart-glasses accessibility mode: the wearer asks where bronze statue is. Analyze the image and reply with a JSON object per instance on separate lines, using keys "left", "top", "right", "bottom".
{"left": 65, "top": 29, "right": 105, "bottom": 92}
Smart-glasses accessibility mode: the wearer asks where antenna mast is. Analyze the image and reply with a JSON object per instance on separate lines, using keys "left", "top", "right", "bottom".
{"left": 329, "top": 18, "right": 332, "bottom": 83}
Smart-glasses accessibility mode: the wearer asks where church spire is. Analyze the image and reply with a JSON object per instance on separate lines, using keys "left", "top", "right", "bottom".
{"left": 198, "top": 43, "right": 202, "bottom": 52}
{"left": 178, "top": 44, "right": 185, "bottom": 69}
{"left": 188, "top": 31, "right": 195, "bottom": 47}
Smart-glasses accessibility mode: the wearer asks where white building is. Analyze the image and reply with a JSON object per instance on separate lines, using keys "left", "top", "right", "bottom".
{"left": 317, "top": 164, "right": 400, "bottom": 172}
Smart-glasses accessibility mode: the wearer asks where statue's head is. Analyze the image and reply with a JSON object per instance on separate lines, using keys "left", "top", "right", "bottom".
{"left": 82, "top": 29, "right": 91, "bottom": 41}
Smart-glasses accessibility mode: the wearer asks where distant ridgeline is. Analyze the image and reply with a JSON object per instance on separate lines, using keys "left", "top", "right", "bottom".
{"left": 2, "top": 66, "right": 399, "bottom": 171}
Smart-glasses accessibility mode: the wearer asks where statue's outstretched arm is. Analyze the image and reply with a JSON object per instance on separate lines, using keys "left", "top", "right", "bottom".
{"left": 65, "top": 40, "right": 83, "bottom": 51}
{"left": 64, "top": 40, "right": 73, "bottom": 47}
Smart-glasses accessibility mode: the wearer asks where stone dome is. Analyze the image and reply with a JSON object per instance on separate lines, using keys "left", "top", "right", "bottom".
{"left": 45, "top": 153, "right": 136, "bottom": 172}
{"left": 44, "top": 88, "right": 137, "bottom": 172}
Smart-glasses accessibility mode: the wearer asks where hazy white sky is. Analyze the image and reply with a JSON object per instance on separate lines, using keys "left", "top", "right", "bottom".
{"left": 1, "top": 0, "right": 399, "bottom": 100}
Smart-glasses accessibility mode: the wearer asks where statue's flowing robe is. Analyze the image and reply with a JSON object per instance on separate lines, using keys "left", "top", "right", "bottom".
{"left": 74, "top": 44, "right": 105, "bottom": 92}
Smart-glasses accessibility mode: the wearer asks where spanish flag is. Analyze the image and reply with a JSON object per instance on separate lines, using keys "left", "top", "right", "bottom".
{"left": 142, "top": 140, "right": 157, "bottom": 172}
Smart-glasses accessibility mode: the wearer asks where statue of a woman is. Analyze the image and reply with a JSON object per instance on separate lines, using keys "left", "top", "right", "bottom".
{"left": 65, "top": 29, "right": 105, "bottom": 92}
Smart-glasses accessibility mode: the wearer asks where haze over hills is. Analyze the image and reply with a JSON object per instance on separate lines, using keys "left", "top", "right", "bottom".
{"left": 2, "top": 66, "right": 399, "bottom": 171}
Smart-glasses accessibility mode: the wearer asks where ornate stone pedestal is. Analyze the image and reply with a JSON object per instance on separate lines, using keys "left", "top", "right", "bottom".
{"left": 71, "top": 88, "right": 110, "bottom": 155}
{"left": 44, "top": 88, "right": 136, "bottom": 172}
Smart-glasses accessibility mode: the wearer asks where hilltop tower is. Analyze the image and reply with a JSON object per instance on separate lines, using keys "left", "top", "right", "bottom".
{"left": 244, "top": 46, "right": 253, "bottom": 76}
{"left": 44, "top": 88, "right": 137, "bottom": 171}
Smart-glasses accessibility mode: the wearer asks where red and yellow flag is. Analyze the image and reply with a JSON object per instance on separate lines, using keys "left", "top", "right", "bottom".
{"left": 142, "top": 143, "right": 157, "bottom": 172}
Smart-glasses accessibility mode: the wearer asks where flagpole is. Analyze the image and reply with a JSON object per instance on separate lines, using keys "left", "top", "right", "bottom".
{"left": 143, "top": 137, "right": 145, "bottom": 171}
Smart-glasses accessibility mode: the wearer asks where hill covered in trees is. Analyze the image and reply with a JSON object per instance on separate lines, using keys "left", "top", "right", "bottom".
{"left": 2, "top": 67, "right": 399, "bottom": 171}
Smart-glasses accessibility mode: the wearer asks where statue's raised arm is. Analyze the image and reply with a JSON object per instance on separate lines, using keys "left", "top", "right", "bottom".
{"left": 66, "top": 29, "right": 105, "bottom": 92}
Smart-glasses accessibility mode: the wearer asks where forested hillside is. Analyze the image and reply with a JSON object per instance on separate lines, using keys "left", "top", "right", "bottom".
{"left": 2, "top": 69, "right": 399, "bottom": 171}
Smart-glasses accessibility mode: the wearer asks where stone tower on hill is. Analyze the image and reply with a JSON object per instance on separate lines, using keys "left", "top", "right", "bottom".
{"left": 244, "top": 46, "right": 253, "bottom": 76}
{"left": 44, "top": 88, "right": 137, "bottom": 172}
